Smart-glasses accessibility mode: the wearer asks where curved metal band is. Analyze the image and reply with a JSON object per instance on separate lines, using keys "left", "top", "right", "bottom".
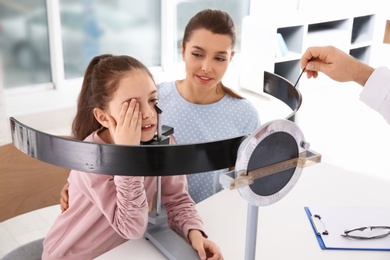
{"left": 264, "top": 71, "right": 302, "bottom": 122}
{"left": 10, "top": 117, "right": 246, "bottom": 176}
{"left": 9, "top": 72, "right": 302, "bottom": 177}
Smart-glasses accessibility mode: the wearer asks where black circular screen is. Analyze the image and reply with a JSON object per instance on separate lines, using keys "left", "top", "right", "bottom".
{"left": 247, "top": 132, "right": 298, "bottom": 196}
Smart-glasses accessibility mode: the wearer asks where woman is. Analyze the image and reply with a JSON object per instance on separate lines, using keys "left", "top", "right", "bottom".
{"left": 158, "top": 9, "right": 261, "bottom": 202}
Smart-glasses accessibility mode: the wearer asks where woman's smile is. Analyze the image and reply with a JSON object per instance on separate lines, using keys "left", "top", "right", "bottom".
{"left": 196, "top": 74, "right": 214, "bottom": 83}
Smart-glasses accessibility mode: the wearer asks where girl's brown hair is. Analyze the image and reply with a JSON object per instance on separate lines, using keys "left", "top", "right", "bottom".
{"left": 72, "top": 54, "right": 154, "bottom": 140}
{"left": 182, "top": 9, "right": 243, "bottom": 99}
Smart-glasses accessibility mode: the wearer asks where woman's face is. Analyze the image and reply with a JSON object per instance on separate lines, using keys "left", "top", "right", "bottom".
{"left": 108, "top": 70, "right": 158, "bottom": 142}
{"left": 182, "top": 28, "right": 235, "bottom": 90}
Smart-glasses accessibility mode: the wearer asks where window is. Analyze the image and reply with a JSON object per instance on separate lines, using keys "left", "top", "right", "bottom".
{"left": 59, "top": 0, "right": 161, "bottom": 79}
{"left": 0, "top": 0, "right": 51, "bottom": 89}
{"left": 0, "top": 0, "right": 250, "bottom": 144}
{"left": 0, "top": 0, "right": 248, "bottom": 89}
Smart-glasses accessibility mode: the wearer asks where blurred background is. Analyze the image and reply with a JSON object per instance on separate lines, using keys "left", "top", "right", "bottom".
{"left": 0, "top": 0, "right": 389, "bottom": 149}
{"left": 0, "top": 0, "right": 249, "bottom": 89}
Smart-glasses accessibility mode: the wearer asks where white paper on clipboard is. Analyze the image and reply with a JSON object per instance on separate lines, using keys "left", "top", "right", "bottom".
{"left": 305, "top": 206, "right": 390, "bottom": 250}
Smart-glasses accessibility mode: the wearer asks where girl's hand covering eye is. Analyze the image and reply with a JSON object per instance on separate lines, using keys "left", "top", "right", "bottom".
{"left": 108, "top": 99, "right": 142, "bottom": 145}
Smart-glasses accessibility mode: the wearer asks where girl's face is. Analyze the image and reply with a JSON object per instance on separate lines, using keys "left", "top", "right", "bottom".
{"left": 182, "top": 28, "right": 235, "bottom": 90}
{"left": 108, "top": 70, "right": 158, "bottom": 142}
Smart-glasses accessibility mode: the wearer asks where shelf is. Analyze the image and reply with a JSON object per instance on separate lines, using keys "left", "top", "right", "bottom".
{"left": 277, "top": 26, "right": 304, "bottom": 53}
{"left": 350, "top": 46, "right": 371, "bottom": 63}
{"left": 308, "top": 19, "right": 350, "bottom": 32}
{"left": 305, "top": 30, "right": 351, "bottom": 50}
{"left": 275, "top": 52, "right": 301, "bottom": 63}
{"left": 306, "top": 19, "right": 351, "bottom": 49}
{"left": 274, "top": 60, "right": 300, "bottom": 85}
{"left": 350, "top": 40, "right": 372, "bottom": 50}
{"left": 351, "top": 15, "right": 375, "bottom": 44}
{"left": 239, "top": 11, "right": 379, "bottom": 95}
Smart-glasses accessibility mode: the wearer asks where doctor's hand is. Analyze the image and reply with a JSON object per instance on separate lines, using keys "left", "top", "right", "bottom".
{"left": 301, "top": 46, "right": 374, "bottom": 86}
{"left": 189, "top": 230, "right": 223, "bottom": 260}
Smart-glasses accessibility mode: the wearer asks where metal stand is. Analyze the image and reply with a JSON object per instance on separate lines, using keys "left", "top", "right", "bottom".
{"left": 144, "top": 176, "right": 199, "bottom": 259}
{"left": 245, "top": 204, "right": 259, "bottom": 260}
{"left": 145, "top": 222, "right": 199, "bottom": 259}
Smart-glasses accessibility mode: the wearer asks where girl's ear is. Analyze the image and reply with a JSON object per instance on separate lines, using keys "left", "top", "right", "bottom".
{"left": 93, "top": 108, "right": 110, "bottom": 128}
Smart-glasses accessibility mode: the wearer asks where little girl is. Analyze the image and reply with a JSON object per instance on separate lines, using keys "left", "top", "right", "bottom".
{"left": 42, "top": 54, "right": 222, "bottom": 260}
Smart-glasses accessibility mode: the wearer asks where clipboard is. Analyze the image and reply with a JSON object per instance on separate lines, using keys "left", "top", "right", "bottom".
{"left": 304, "top": 206, "right": 390, "bottom": 251}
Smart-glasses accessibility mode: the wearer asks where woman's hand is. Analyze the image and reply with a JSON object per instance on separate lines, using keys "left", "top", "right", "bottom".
{"left": 189, "top": 229, "right": 223, "bottom": 260}
{"left": 107, "top": 99, "right": 142, "bottom": 145}
{"left": 60, "top": 182, "right": 70, "bottom": 212}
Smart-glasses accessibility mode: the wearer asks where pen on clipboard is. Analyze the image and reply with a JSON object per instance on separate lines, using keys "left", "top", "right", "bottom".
{"left": 310, "top": 214, "right": 329, "bottom": 235}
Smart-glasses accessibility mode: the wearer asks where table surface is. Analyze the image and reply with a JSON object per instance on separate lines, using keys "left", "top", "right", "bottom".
{"left": 96, "top": 162, "right": 390, "bottom": 260}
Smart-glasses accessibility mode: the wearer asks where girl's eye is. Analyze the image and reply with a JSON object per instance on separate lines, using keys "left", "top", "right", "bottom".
{"left": 150, "top": 98, "right": 159, "bottom": 104}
